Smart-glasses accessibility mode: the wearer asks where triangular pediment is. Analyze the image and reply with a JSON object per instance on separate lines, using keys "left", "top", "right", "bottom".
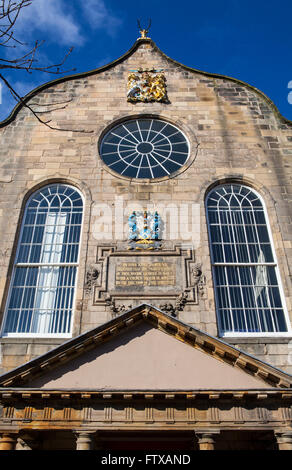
{"left": 24, "top": 323, "right": 272, "bottom": 390}
{"left": 0, "top": 305, "right": 291, "bottom": 390}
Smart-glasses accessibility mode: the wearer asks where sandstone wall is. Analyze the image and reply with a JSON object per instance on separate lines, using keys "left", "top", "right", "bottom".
{"left": 0, "top": 40, "right": 291, "bottom": 374}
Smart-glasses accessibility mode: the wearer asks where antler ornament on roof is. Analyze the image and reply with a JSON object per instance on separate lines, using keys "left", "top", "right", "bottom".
{"left": 137, "top": 19, "right": 151, "bottom": 39}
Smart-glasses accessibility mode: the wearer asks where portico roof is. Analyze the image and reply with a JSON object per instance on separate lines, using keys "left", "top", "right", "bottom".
{"left": 0, "top": 304, "right": 291, "bottom": 391}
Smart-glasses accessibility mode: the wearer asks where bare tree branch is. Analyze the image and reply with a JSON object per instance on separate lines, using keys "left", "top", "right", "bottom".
{"left": 0, "top": 73, "right": 93, "bottom": 134}
{"left": 0, "top": 0, "right": 31, "bottom": 46}
{"left": 0, "top": 0, "right": 93, "bottom": 132}
{"left": 0, "top": 0, "right": 75, "bottom": 73}
{"left": 0, "top": 72, "right": 93, "bottom": 133}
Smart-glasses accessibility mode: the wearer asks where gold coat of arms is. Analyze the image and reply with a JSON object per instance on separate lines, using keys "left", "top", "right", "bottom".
{"left": 127, "top": 70, "right": 167, "bottom": 102}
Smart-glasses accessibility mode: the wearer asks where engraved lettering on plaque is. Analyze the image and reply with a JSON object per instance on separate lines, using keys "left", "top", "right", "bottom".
{"left": 115, "top": 262, "right": 176, "bottom": 287}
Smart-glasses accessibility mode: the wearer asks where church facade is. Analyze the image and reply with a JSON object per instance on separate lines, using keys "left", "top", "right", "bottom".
{"left": 0, "top": 32, "right": 292, "bottom": 450}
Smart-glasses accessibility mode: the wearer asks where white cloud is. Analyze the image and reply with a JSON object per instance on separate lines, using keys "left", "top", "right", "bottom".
{"left": 81, "top": 0, "right": 122, "bottom": 35}
{"left": 11, "top": 0, "right": 122, "bottom": 46}
{"left": 14, "top": 0, "right": 85, "bottom": 46}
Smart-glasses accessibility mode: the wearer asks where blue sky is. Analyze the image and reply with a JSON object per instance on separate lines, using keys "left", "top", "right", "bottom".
{"left": 1, "top": 0, "right": 292, "bottom": 122}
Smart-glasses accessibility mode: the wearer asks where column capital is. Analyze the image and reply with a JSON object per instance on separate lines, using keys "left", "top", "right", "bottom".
{"left": 195, "top": 430, "right": 221, "bottom": 438}
{"left": 0, "top": 432, "right": 18, "bottom": 451}
{"left": 74, "top": 430, "right": 96, "bottom": 451}
{"left": 195, "top": 430, "right": 220, "bottom": 451}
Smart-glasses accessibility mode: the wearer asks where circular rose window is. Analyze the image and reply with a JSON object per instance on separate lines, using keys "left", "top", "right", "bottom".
{"left": 99, "top": 118, "right": 189, "bottom": 179}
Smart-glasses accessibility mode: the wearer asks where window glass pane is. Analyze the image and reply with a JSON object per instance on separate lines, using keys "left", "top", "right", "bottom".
{"left": 223, "top": 244, "right": 237, "bottom": 263}
{"left": 211, "top": 243, "right": 224, "bottom": 263}
{"left": 219, "top": 211, "right": 231, "bottom": 224}
{"left": 226, "top": 266, "right": 240, "bottom": 285}
{"left": 221, "top": 226, "right": 232, "bottom": 243}
{"left": 257, "top": 226, "right": 270, "bottom": 243}
{"left": 207, "top": 210, "right": 219, "bottom": 224}
{"left": 232, "top": 224, "right": 246, "bottom": 243}
{"left": 236, "top": 244, "right": 249, "bottom": 263}
{"left": 245, "top": 225, "right": 257, "bottom": 243}
{"left": 260, "top": 244, "right": 274, "bottom": 262}
{"left": 229, "top": 287, "right": 243, "bottom": 308}
{"left": 254, "top": 211, "right": 266, "bottom": 224}
{"left": 210, "top": 225, "right": 221, "bottom": 242}
{"left": 213, "top": 266, "right": 226, "bottom": 286}
{"left": 239, "top": 267, "right": 253, "bottom": 285}
{"left": 242, "top": 211, "right": 254, "bottom": 225}
{"left": 216, "top": 287, "right": 229, "bottom": 308}
{"left": 17, "top": 244, "right": 31, "bottom": 263}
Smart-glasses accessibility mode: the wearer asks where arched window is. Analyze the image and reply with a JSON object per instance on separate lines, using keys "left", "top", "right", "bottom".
{"left": 1, "top": 184, "right": 83, "bottom": 336}
{"left": 206, "top": 184, "right": 289, "bottom": 335}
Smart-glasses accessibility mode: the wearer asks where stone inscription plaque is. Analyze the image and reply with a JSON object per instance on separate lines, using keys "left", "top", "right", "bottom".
{"left": 115, "top": 262, "right": 176, "bottom": 287}
{"left": 93, "top": 246, "right": 196, "bottom": 303}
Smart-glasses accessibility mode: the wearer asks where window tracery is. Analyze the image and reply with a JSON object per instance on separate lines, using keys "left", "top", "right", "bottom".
{"left": 1, "top": 184, "right": 83, "bottom": 336}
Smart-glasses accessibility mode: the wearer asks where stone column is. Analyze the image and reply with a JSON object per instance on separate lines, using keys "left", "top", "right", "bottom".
{"left": 195, "top": 432, "right": 219, "bottom": 451}
{"left": 274, "top": 431, "right": 292, "bottom": 450}
{"left": 0, "top": 433, "right": 17, "bottom": 451}
{"left": 75, "top": 431, "right": 95, "bottom": 450}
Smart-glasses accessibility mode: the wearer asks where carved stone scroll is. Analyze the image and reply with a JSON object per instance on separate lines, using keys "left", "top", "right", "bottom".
{"left": 85, "top": 264, "right": 101, "bottom": 294}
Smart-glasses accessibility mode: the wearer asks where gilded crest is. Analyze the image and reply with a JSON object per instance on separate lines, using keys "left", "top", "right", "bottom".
{"left": 128, "top": 210, "right": 162, "bottom": 250}
{"left": 127, "top": 70, "right": 167, "bottom": 103}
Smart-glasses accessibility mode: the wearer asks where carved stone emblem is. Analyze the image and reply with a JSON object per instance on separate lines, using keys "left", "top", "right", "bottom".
{"left": 85, "top": 265, "right": 100, "bottom": 293}
{"left": 127, "top": 70, "right": 167, "bottom": 103}
{"left": 189, "top": 263, "right": 206, "bottom": 298}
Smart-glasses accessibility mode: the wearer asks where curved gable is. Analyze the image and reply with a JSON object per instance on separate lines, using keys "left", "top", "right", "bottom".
{"left": 1, "top": 37, "right": 291, "bottom": 128}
